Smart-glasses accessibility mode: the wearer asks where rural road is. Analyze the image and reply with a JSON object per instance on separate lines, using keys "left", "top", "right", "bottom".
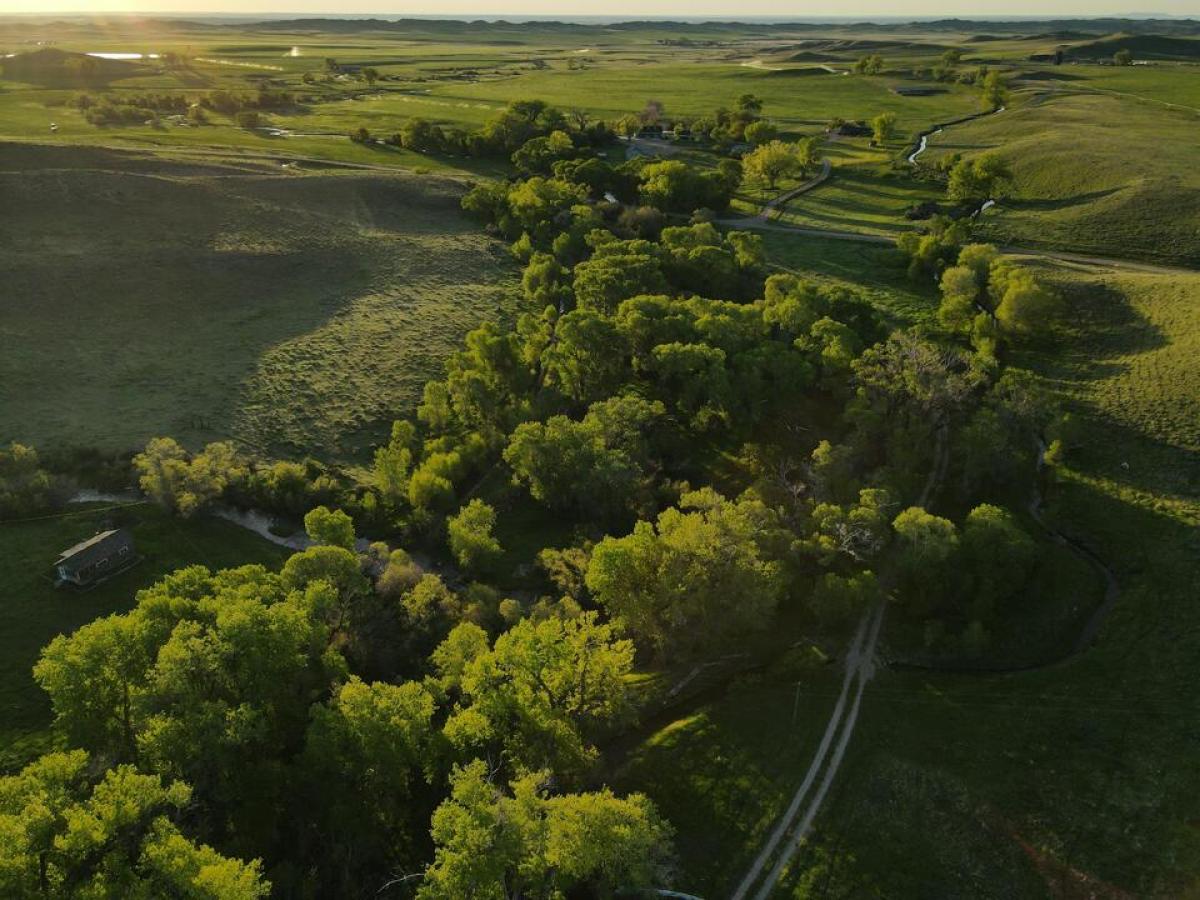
{"left": 753, "top": 158, "right": 832, "bottom": 222}
{"left": 723, "top": 213, "right": 1196, "bottom": 277}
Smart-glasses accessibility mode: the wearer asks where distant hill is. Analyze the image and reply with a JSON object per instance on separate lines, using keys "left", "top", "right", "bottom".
{"left": 1, "top": 48, "right": 145, "bottom": 87}
{"left": 1069, "top": 33, "right": 1200, "bottom": 60}
{"left": 236, "top": 16, "right": 1200, "bottom": 38}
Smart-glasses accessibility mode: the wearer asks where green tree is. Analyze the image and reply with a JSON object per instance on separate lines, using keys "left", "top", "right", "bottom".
{"left": 374, "top": 420, "right": 416, "bottom": 506}
{"left": 586, "top": 488, "right": 788, "bottom": 658}
{"left": 304, "top": 505, "right": 356, "bottom": 550}
{"left": 419, "top": 760, "right": 672, "bottom": 900}
{"left": 744, "top": 119, "right": 778, "bottom": 145}
{"left": 741, "top": 139, "right": 804, "bottom": 190}
{"left": 440, "top": 612, "right": 634, "bottom": 773}
{"left": 0, "top": 751, "right": 268, "bottom": 899}
{"left": 447, "top": 498, "right": 503, "bottom": 573}
{"left": 947, "top": 153, "right": 1010, "bottom": 202}
{"left": 1114, "top": 48, "right": 1133, "bottom": 66}
{"left": 854, "top": 54, "right": 884, "bottom": 75}
{"left": 134, "top": 438, "right": 246, "bottom": 517}
{"left": 0, "top": 442, "right": 61, "bottom": 518}
{"left": 892, "top": 506, "right": 959, "bottom": 613}
{"left": 870, "top": 112, "right": 897, "bottom": 144}
{"left": 960, "top": 504, "right": 1036, "bottom": 620}
{"left": 300, "top": 678, "right": 436, "bottom": 892}
{"left": 980, "top": 70, "right": 1008, "bottom": 109}
{"left": 937, "top": 243, "right": 1000, "bottom": 331}
{"left": 990, "top": 261, "right": 1058, "bottom": 335}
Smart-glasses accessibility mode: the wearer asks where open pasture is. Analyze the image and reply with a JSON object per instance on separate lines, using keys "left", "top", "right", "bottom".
{"left": 0, "top": 143, "right": 517, "bottom": 460}
{"left": 924, "top": 89, "right": 1200, "bottom": 265}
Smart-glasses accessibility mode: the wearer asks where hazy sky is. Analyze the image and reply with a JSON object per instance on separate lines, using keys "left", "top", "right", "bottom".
{"left": 3, "top": 0, "right": 1194, "bottom": 17}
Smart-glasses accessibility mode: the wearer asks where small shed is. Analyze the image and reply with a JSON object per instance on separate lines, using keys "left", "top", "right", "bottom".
{"left": 55, "top": 529, "right": 135, "bottom": 587}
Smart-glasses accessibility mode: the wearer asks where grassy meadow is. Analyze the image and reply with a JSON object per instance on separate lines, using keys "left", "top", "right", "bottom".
{"left": 0, "top": 142, "right": 518, "bottom": 460}
{"left": 0, "top": 502, "right": 289, "bottom": 772}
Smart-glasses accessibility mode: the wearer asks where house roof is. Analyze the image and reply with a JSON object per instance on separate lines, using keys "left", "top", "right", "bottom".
{"left": 56, "top": 529, "right": 132, "bottom": 570}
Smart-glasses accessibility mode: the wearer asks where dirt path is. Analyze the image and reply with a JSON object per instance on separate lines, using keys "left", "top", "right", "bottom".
{"left": 732, "top": 425, "right": 948, "bottom": 897}
{"left": 721, "top": 215, "right": 1197, "bottom": 276}
{"left": 752, "top": 159, "right": 832, "bottom": 222}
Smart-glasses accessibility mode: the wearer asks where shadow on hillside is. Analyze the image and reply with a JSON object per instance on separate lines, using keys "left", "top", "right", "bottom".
{"left": 0, "top": 145, "right": 509, "bottom": 458}
{"left": 1004, "top": 187, "right": 1121, "bottom": 213}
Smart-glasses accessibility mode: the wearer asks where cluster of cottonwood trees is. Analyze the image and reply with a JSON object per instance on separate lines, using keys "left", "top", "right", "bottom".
{"left": 6, "top": 95, "right": 1070, "bottom": 898}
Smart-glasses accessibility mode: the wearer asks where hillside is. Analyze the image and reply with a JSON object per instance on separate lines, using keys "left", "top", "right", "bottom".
{"left": 0, "top": 144, "right": 517, "bottom": 459}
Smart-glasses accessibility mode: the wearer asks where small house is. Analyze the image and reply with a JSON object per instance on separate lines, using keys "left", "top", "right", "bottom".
{"left": 55, "top": 529, "right": 135, "bottom": 587}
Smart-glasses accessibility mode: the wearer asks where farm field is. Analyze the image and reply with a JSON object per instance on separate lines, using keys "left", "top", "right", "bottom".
{"left": 0, "top": 142, "right": 518, "bottom": 460}
{"left": 0, "top": 502, "right": 289, "bottom": 772}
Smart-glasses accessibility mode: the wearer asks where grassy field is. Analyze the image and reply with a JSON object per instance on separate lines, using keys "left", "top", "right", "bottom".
{"left": 922, "top": 89, "right": 1200, "bottom": 265}
{"left": 0, "top": 142, "right": 518, "bottom": 460}
{"left": 0, "top": 502, "right": 290, "bottom": 773}
{"left": 616, "top": 249, "right": 1200, "bottom": 896}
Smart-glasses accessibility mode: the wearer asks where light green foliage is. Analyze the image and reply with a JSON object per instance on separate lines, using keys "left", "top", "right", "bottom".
{"left": 512, "top": 130, "right": 576, "bottom": 174}
{"left": 424, "top": 321, "right": 535, "bottom": 442}
{"left": 741, "top": 139, "right": 805, "bottom": 190}
{"left": 871, "top": 112, "right": 897, "bottom": 144}
{"left": 989, "top": 262, "right": 1058, "bottom": 335}
{"left": 938, "top": 245, "right": 1055, "bottom": 338}
{"left": 807, "top": 488, "right": 894, "bottom": 565}
{"left": 586, "top": 488, "right": 788, "bottom": 658}
{"left": 447, "top": 499, "right": 503, "bottom": 573}
{"left": 507, "top": 176, "right": 588, "bottom": 230}
{"left": 638, "top": 160, "right": 734, "bottom": 213}
{"left": 304, "top": 505, "right": 356, "bottom": 550}
{"left": 744, "top": 119, "right": 778, "bottom": 145}
{"left": 938, "top": 243, "right": 1000, "bottom": 331}
{"left": 854, "top": 54, "right": 885, "bottom": 75}
{"left": 134, "top": 437, "right": 246, "bottom": 517}
{"left": 947, "top": 152, "right": 1011, "bottom": 202}
{"left": 420, "top": 759, "right": 672, "bottom": 900}
{"left": 980, "top": 71, "right": 1008, "bottom": 110}
{"left": 572, "top": 243, "right": 668, "bottom": 314}
{"left": 0, "top": 750, "right": 267, "bottom": 899}
{"left": 441, "top": 612, "right": 634, "bottom": 773}
{"left": 374, "top": 420, "right": 417, "bottom": 506}
{"left": 281, "top": 544, "right": 370, "bottom": 604}
{"left": 431, "top": 621, "right": 491, "bottom": 693}
{"left": 896, "top": 215, "right": 972, "bottom": 280}
{"left": 649, "top": 342, "right": 732, "bottom": 430}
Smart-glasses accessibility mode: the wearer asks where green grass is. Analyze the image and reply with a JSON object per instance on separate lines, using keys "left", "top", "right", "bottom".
{"left": 422, "top": 63, "right": 983, "bottom": 137}
{"left": 0, "top": 142, "right": 519, "bottom": 460}
{"left": 922, "top": 90, "right": 1200, "bottom": 265}
{"left": 759, "top": 230, "right": 938, "bottom": 325}
{"left": 0, "top": 502, "right": 290, "bottom": 773}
